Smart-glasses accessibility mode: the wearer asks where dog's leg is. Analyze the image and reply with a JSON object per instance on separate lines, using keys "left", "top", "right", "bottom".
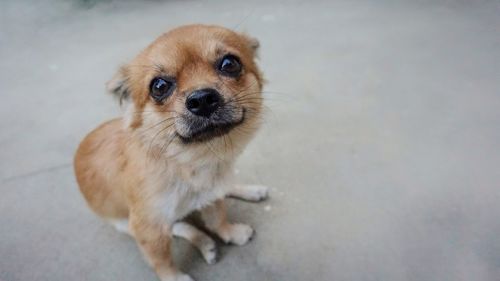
{"left": 172, "top": 222, "right": 217, "bottom": 264}
{"left": 130, "top": 213, "right": 193, "bottom": 281}
{"left": 201, "top": 199, "right": 254, "bottom": 246}
{"left": 227, "top": 184, "right": 269, "bottom": 202}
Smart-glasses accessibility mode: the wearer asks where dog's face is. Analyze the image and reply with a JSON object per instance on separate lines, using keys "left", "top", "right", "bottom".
{"left": 108, "top": 25, "right": 263, "bottom": 160}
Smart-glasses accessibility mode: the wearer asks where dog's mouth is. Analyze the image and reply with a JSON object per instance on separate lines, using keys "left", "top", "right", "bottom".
{"left": 176, "top": 108, "right": 245, "bottom": 144}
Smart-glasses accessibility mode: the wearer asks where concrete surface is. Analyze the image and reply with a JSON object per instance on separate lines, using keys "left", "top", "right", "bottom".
{"left": 1, "top": 0, "right": 500, "bottom": 280}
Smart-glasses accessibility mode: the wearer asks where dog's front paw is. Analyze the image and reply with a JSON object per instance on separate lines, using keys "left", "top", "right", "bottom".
{"left": 244, "top": 185, "right": 269, "bottom": 201}
{"left": 200, "top": 237, "right": 218, "bottom": 264}
{"left": 230, "top": 184, "right": 270, "bottom": 202}
{"left": 162, "top": 273, "right": 194, "bottom": 281}
{"left": 220, "top": 223, "right": 254, "bottom": 246}
{"left": 177, "top": 274, "right": 195, "bottom": 281}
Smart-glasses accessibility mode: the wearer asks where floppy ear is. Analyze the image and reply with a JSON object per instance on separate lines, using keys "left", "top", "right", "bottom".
{"left": 106, "top": 65, "right": 130, "bottom": 105}
{"left": 241, "top": 34, "right": 260, "bottom": 57}
{"left": 246, "top": 36, "right": 260, "bottom": 52}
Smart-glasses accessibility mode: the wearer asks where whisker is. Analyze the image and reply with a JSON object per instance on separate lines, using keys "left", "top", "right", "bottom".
{"left": 231, "top": 7, "right": 255, "bottom": 31}
{"left": 146, "top": 123, "right": 176, "bottom": 159}
{"left": 141, "top": 117, "right": 178, "bottom": 133}
{"left": 155, "top": 132, "right": 177, "bottom": 161}
{"left": 205, "top": 140, "right": 224, "bottom": 161}
{"left": 130, "top": 109, "right": 182, "bottom": 115}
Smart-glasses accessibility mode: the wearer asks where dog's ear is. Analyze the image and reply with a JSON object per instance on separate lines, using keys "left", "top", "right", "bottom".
{"left": 241, "top": 34, "right": 260, "bottom": 57}
{"left": 246, "top": 36, "right": 260, "bottom": 52}
{"left": 106, "top": 65, "right": 131, "bottom": 105}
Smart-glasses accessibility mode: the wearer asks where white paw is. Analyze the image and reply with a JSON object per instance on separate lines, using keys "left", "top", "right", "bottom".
{"left": 177, "top": 274, "right": 194, "bottom": 281}
{"left": 163, "top": 273, "right": 194, "bottom": 281}
{"left": 223, "top": 223, "right": 254, "bottom": 246}
{"left": 233, "top": 184, "right": 269, "bottom": 202}
{"left": 247, "top": 185, "right": 269, "bottom": 201}
{"left": 200, "top": 238, "right": 218, "bottom": 264}
{"left": 108, "top": 219, "right": 131, "bottom": 235}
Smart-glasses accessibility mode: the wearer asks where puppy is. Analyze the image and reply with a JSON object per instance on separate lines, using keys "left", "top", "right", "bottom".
{"left": 74, "top": 24, "right": 268, "bottom": 281}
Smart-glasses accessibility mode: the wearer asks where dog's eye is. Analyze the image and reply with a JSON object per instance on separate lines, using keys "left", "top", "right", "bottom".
{"left": 217, "top": 55, "right": 242, "bottom": 77}
{"left": 150, "top": 77, "right": 174, "bottom": 102}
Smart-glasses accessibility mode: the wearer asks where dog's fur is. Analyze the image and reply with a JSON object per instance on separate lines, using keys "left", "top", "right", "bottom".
{"left": 74, "top": 25, "right": 268, "bottom": 281}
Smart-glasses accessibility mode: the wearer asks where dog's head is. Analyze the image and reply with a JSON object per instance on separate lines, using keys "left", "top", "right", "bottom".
{"left": 108, "top": 25, "right": 263, "bottom": 161}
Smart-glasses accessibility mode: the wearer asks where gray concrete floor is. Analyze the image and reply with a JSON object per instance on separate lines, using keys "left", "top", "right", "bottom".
{"left": 1, "top": 0, "right": 500, "bottom": 280}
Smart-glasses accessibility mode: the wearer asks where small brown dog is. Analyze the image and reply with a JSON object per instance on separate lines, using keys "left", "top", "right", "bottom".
{"left": 74, "top": 25, "right": 268, "bottom": 281}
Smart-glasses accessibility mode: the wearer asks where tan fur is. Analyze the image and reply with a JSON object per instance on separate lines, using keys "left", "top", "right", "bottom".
{"left": 74, "top": 25, "right": 267, "bottom": 281}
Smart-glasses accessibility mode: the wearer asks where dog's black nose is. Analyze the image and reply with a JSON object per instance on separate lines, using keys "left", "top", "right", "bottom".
{"left": 186, "top": 88, "right": 222, "bottom": 117}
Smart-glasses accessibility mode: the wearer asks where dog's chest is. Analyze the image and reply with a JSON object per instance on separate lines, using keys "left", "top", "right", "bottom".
{"left": 157, "top": 163, "right": 231, "bottom": 222}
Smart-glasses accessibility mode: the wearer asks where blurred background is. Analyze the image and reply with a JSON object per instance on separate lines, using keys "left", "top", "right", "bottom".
{"left": 1, "top": 0, "right": 499, "bottom": 280}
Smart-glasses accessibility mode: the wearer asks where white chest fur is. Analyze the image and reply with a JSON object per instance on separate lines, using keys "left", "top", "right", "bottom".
{"left": 151, "top": 160, "right": 233, "bottom": 223}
